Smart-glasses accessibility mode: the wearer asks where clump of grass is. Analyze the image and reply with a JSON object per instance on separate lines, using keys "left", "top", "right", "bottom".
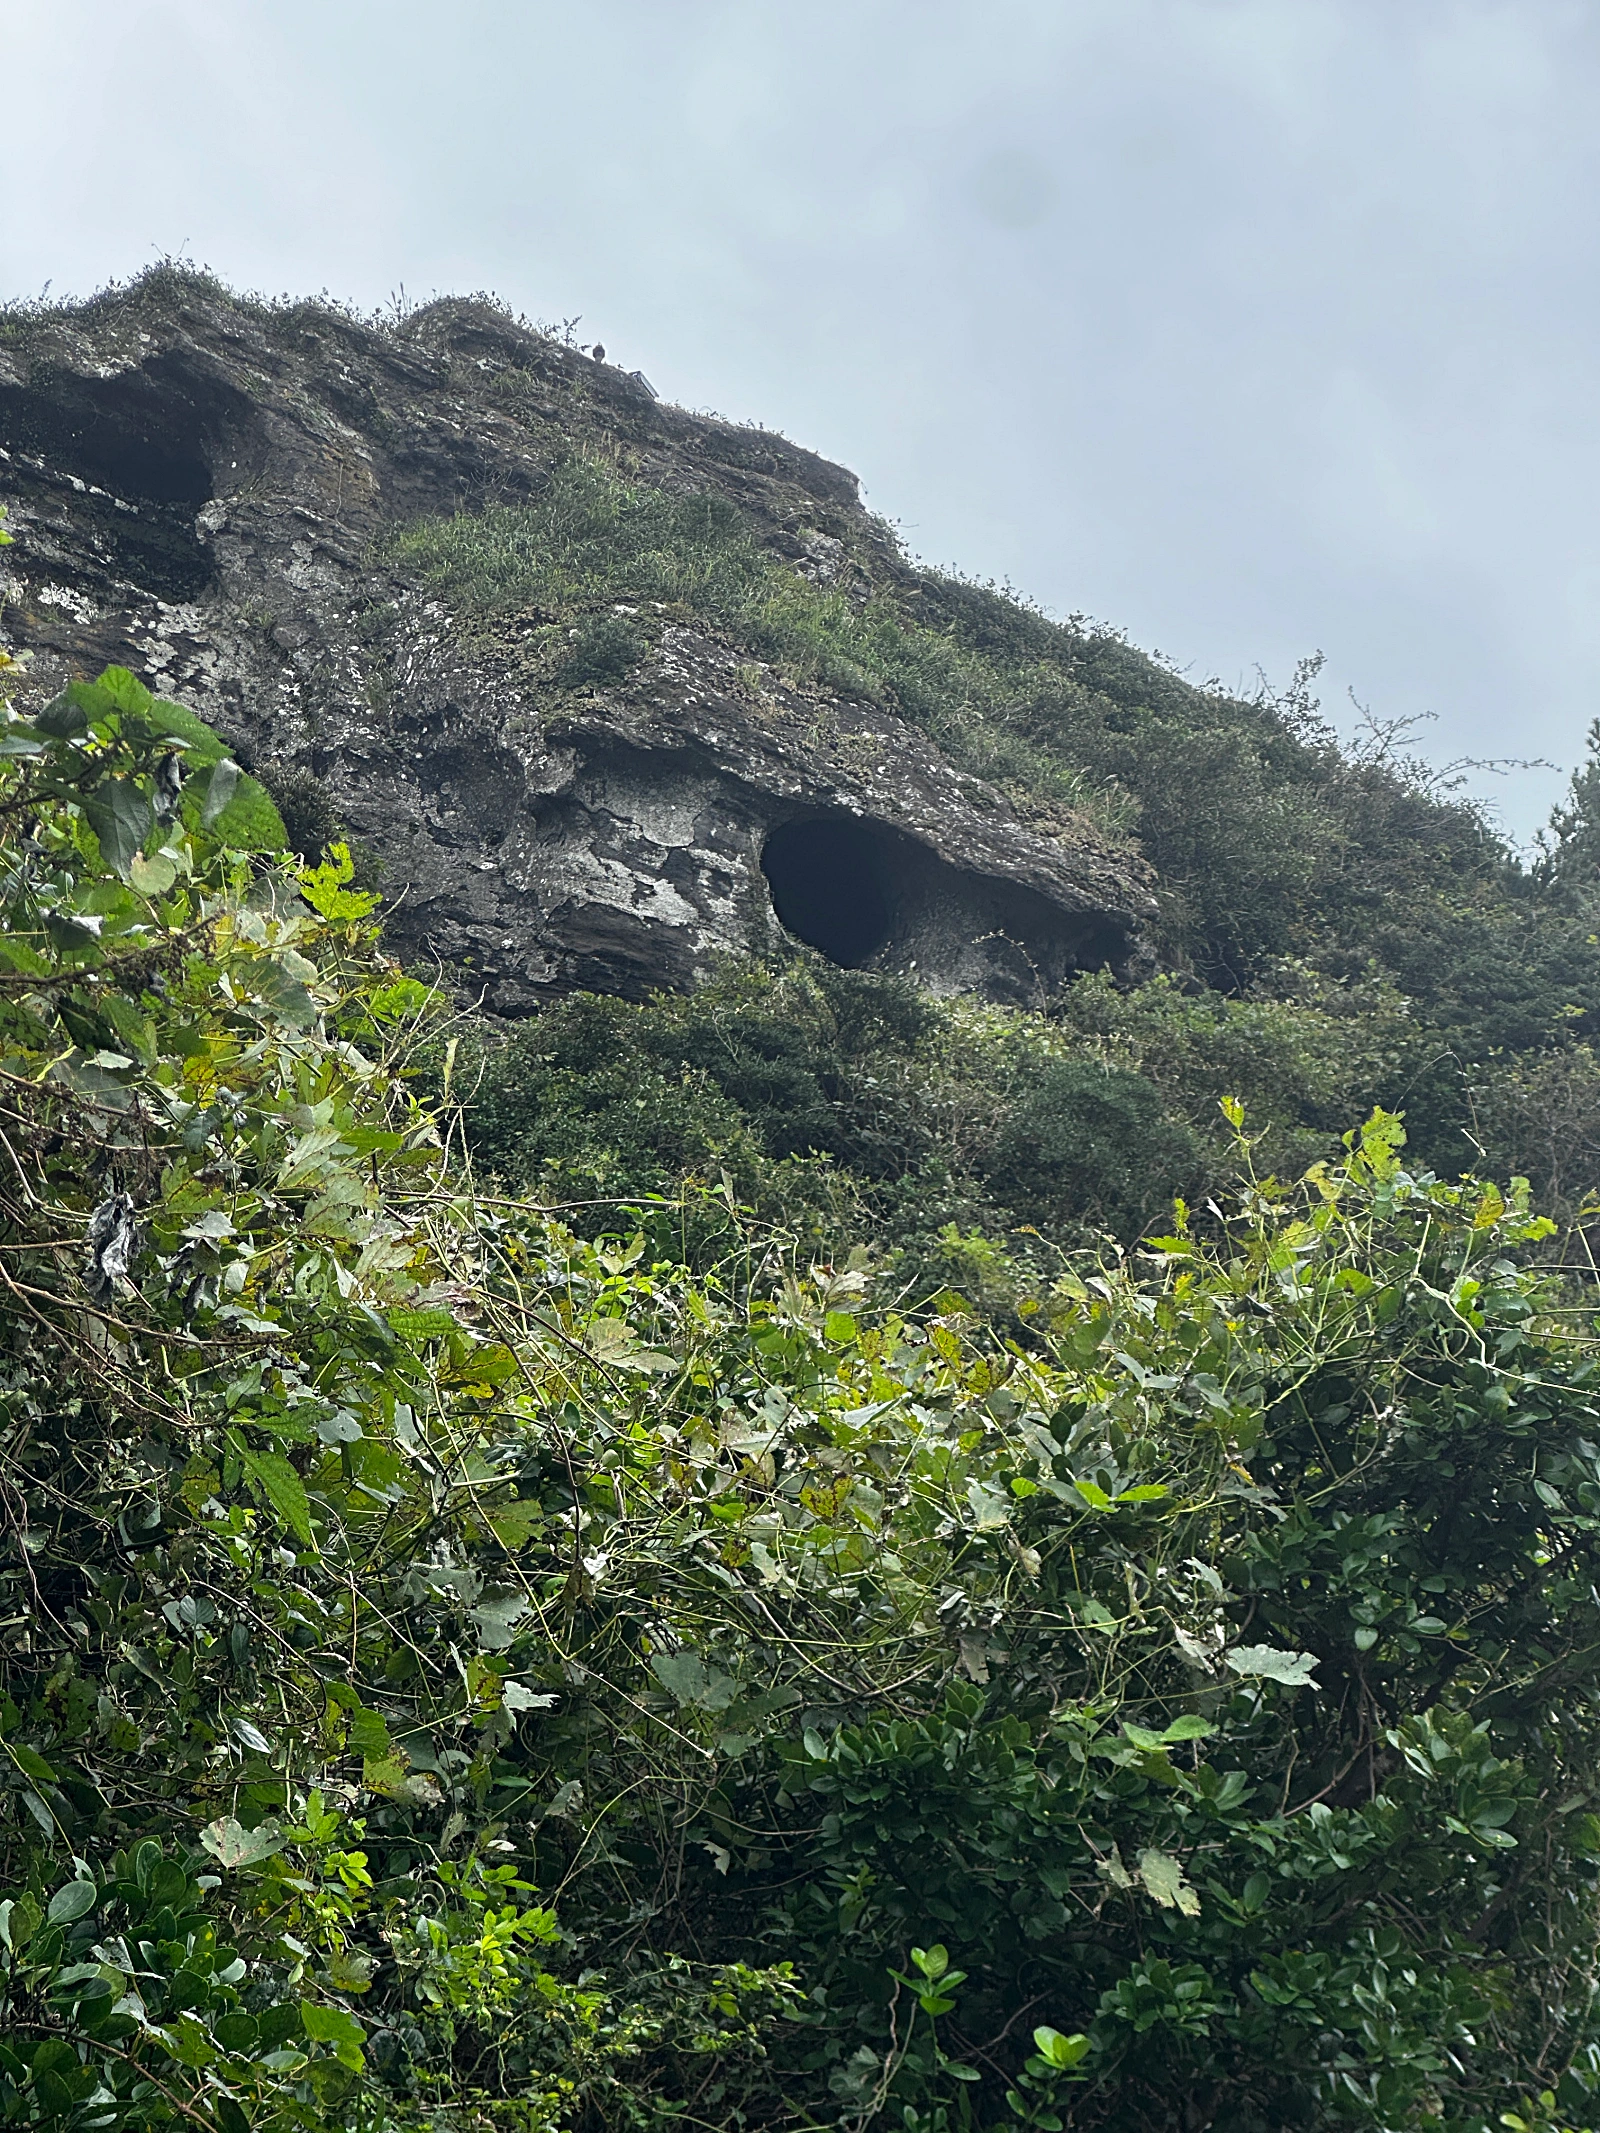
{"left": 383, "top": 456, "right": 1139, "bottom": 835}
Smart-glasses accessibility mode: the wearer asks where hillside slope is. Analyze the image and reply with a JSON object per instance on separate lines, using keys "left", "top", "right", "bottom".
{"left": 3, "top": 268, "right": 1600, "bottom": 1253}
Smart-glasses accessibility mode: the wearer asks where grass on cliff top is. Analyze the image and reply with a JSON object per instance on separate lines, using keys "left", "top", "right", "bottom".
{"left": 385, "top": 454, "right": 1142, "bottom": 838}
{"left": 384, "top": 453, "right": 1523, "bottom": 1006}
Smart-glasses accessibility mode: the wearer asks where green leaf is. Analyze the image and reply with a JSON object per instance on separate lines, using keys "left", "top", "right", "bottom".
{"left": 301, "top": 2000, "right": 365, "bottom": 2070}
{"left": 346, "top": 1705, "right": 391, "bottom": 1759}
{"left": 45, "top": 1879, "right": 96, "bottom": 1925}
{"left": 129, "top": 848, "right": 178, "bottom": 896}
{"left": 201, "top": 756, "right": 240, "bottom": 826}
{"left": 36, "top": 685, "right": 100, "bottom": 737}
{"left": 300, "top": 843, "right": 380, "bottom": 920}
{"left": 386, "top": 1306, "right": 457, "bottom": 1341}
{"left": 1137, "top": 1848, "right": 1201, "bottom": 1916}
{"left": 200, "top": 1815, "right": 288, "bottom": 1868}
{"left": 1160, "top": 1714, "right": 1212, "bottom": 1742}
{"left": 210, "top": 771, "right": 289, "bottom": 851}
{"left": 1033, "top": 2026, "right": 1092, "bottom": 2070}
{"left": 158, "top": 2014, "right": 217, "bottom": 2069}
{"left": 146, "top": 697, "right": 229, "bottom": 763}
{"left": 229, "top": 1434, "right": 315, "bottom": 1546}
{"left": 82, "top": 779, "right": 155, "bottom": 879}
{"left": 652, "top": 1651, "right": 713, "bottom": 1705}
{"left": 468, "top": 1592, "right": 531, "bottom": 1651}
{"left": 248, "top": 955, "right": 318, "bottom": 1031}
{"left": 0, "top": 936, "right": 50, "bottom": 976}
{"left": 96, "top": 666, "right": 154, "bottom": 716}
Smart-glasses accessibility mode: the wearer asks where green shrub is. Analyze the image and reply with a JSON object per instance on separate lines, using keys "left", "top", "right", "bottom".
{"left": 982, "top": 1056, "right": 1207, "bottom": 1237}
{"left": 7, "top": 651, "right": 1600, "bottom": 2131}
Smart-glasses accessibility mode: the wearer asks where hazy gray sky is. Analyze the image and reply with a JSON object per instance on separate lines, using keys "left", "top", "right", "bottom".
{"left": 7, "top": 0, "right": 1600, "bottom": 835}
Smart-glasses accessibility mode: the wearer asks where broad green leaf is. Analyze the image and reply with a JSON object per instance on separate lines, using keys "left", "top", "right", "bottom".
{"left": 652, "top": 1650, "right": 711, "bottom": 1704}
{"left": 146, "top": 697, "right": 228, "bottom": 762}
{"left": 1033, "top": 2027, "right": 1092, "bottom": 2070}
{"left": 502, "top": 1680, "right": 559, "bottom": 1712}
{"left": 9, "top": 1743, "right": 57, "bottom": 1784}
{"left": 651, "top": 1650, "right": 739, "bottom": 1709}
{"left": 301, "top": 2001, "right": 365, "bottom": 2070}
{"left": 36, "top": 685, "right": 98, "bottom": 736}
{"left": 966, "top": 1478, "right": 1012, "bottom": 1529}
{"left": 45, "top": 1878, "right": 97, "bottom": 1925}
{"left": 82, "top": 779, "right": 154, "bottom": 880}
{"left": 471, "top": 1592, "right": 532, "bottom": 1650}
{"left": 386, "top": 1306, "right": 457, "bottom": 1341}
{"left": 210, "top": 772, "right": 289, "bottom": 851}
{"left": 157, "top": 2015, "right": 216, "bottom": 2069}
{"left": 300, "top": 842, "right": 380, "bottom": 919}
{"left": 486, "top": 1499, "right": 546, "bottom": 1547}
{"left": 129, "top": 848, "right": 178, "bottom": 896}
{"left": 200, "top": 756, "right": 240, "bottom": 825}
{"left": 200, "top": 1815, "right": 288, "bottom": 1868}
{"left": 0, "top": 937, "right": 50, "bottom": 976}
{"left": 248, "top": 954, "right": 318, "bottom": 1030}
{"left": 96, "top": 666, "right": 154, "bottom": 716}
{"left": 230, "top": 1434, "right": 315, "bottom": 1546}
{"left": 346, "top": 1704, "right": 391, "bottom": 1759}
{"left": 1161, "top": 1714, "right": 1213, "bottom": 1742}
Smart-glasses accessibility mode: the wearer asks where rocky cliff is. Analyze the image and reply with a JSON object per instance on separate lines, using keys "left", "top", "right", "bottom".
{"left": 0, "top": 272, "right": 1153, "bottom": 1012}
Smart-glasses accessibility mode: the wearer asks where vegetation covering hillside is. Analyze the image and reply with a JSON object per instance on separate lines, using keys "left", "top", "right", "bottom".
{"left": 380, "top": 448, "right": 1600, "bottom": 1266}
{"left": 10, "top": 305, "right": 1600, "bottom": 2133}
{"left": 7, "top": 600, "right": 1600, "bottom": 2133}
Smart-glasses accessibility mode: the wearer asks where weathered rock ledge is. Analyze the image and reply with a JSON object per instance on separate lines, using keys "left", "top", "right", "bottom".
{"left": 0, "top": 278, "right": 1154, "bottom": 1011}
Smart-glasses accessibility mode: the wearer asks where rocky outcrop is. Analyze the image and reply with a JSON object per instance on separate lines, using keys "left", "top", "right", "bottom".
{"left": 0, "top": 273, "right": 1153, "bottom": 1012}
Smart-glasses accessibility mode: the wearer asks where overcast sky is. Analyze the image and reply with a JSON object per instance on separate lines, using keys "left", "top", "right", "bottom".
{"left": 6, "top": 0, "right": 1599, "bottom": 837}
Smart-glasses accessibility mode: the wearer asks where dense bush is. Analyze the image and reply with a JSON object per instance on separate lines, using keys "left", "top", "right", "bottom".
{"left": 443, "top": 957, "right": 1414, "bottom": 1297}
{"left": 8, "top": 647, "right": 1600, "bottom": 2129}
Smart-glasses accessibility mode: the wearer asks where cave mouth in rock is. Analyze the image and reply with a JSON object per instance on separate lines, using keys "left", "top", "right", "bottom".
{"left": 762, "top": 815, "right": 896, "bottom": 967}
{"left": 0, "top": 373, "right": 217, "bottom": 508}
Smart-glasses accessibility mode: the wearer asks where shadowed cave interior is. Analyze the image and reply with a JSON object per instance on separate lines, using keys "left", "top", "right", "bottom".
{"left": 760, "top": 815, "right": 896, "bottom": 966}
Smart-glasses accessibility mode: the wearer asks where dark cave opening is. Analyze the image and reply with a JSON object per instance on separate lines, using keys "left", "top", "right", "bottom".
{"left": 0, "top": 354, "right": 259, "bottom": 603}
{"left": 761, "top": 815, "right": 896, "bottom": 967}
{"left": 0, "top": 357, "right": 226, "bottom": 507}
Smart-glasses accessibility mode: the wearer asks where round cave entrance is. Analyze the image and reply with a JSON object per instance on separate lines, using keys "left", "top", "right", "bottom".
{"left": 761, "top": 815, "right": 894, "bottom": 968}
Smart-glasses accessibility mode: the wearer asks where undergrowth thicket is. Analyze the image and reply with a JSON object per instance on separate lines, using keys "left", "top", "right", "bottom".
{"left": 5, "top": 630, "right": 1600, "bottom": 2132}
{"left": 9, "top": 269, "right": 1600, "bottom": 2133}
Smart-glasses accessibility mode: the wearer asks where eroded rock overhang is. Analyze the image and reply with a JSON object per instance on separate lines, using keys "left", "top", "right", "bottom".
{"left": 0, "top": 287, "right": 1156, "bottom": 1013}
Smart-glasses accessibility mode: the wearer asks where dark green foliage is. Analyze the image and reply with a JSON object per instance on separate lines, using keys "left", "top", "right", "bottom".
{"left": 257, "top": 761, "right": 346, "bottom": 862}
{"left": 558, "top": 611, "right": 644, "bottom": 688}
{"left": 385, "top": 451, "right": 1600, "bottom": 1218}
{"left": 9, "top": 652, "right": 1600, "bottom": 2132}
{"left": 449, "top": 965, "right": 1258, "bottom": 1290}
{"left": 985, "top": 1058, "right": 1206, "bottom": 1238}
{"left": 449, "top": 958, "right": 1423, "bottom": 1297}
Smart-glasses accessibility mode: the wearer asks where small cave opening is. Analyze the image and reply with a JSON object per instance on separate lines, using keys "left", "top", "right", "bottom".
{"left": 761, "top": 815, "right": 896, "bottom": 967}
{"left": 0, "top": 355, "right": 254, "bottom": 602}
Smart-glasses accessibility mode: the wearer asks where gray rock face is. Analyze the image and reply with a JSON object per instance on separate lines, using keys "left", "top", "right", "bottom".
{"left": 0, "top": 277, "right": 1154, "bottom": 1012}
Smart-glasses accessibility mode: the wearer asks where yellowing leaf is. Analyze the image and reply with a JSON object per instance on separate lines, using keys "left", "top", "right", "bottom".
{"left": 1137, "top": 1847, "right": 1201, "bottom": 1916}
